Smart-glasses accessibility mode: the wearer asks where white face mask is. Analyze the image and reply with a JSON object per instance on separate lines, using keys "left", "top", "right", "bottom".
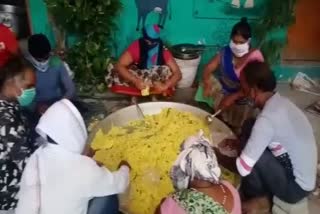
{"left": 229, "top": 40, "right": 250, "bottom": 57}
{"left": 29, "top": 55, "right": 49, "bottom": 72}
{"left": 37, "top": 60, "right": 49, "bottom": 72}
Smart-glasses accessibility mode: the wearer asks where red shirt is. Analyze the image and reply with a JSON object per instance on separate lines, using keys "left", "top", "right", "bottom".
{"left": 0, "top": 24, "right": 18, "bottom": 67}
{"left": 127, "top": 40, "right": 173, "bottom": 65}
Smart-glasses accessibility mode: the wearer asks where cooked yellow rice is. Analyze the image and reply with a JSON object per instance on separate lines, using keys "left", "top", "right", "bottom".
{"left": 92, "top": 108, "right": 237, "bottom": 214}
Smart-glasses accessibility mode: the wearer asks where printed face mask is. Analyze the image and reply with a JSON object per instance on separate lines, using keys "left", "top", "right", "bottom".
{"left": 18, "top": 88, "right": 36, "bottom": 107}
{"left": 229, "top": 40, "right": 250, "bottom": 57}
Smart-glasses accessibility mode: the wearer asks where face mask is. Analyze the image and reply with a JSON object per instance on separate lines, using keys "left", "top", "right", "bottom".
{"left": 229, "top": 40, "right": 250, "bottom": 57}
{"left": 18, "top": 88, "right": 36, "bottom": 107}
{"left": 29, "top": 55, "right": 49, "bottom": 72}
{"left": 36, "top": 60, "right": 49, "bottom": 72}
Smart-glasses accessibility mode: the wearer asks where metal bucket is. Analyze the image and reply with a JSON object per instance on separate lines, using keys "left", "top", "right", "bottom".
{"left": 0, "top": 4, "right": 29, "bottom": 38}
{"left": 170, "top": 44, "right": 204, "bottom": 60}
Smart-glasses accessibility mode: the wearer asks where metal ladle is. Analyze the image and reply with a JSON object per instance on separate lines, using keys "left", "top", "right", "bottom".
{"left": 206, "top": 109, "right": 222, "bottom": 123}
{"left": 135, "top": 103, "right": 145, "bottom": 119}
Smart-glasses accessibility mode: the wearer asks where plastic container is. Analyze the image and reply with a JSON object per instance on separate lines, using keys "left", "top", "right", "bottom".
{"left": 175, "top": 56, "right": 201, "bottom": 88}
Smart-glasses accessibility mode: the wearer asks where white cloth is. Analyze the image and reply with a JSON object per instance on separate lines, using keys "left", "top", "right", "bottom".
{"left": 236, "top": 93, "right": 317, "bottom": 191}
{"left": 0, "top": 211, "right": 15, "bottom": 214}
{"left": 170, "top": 130, "right": 221, "bottom": 190}
{"left": 16, "top": 99, "right": 130, "bottom": 214}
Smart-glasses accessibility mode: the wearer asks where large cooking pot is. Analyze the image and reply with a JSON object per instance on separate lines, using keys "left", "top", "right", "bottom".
{"left": 89, "top": 102, "right": 234, "bottom": 143}
{"left": 89, "top": 102, "right": 236, "bottom": 214}
{"left": 0, "top": 4, "right": 29, "bottom": 38}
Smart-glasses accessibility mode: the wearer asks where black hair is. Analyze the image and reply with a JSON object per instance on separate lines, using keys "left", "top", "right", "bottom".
{"left": 0, "top": 55, "right": 33, "bottom": 91}
{"left": 231, "top": 17, "right": 252, "bottom": 40}
{"left": 28, "top": 34, "right": 51, "bottom": 59}
{"left": 243, "top": 61, "right": 276, "bottom": 92}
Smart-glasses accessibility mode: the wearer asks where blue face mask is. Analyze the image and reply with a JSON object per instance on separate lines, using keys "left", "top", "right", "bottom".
{"left": 18, "top": 88, "right": 36, "bottom": 107}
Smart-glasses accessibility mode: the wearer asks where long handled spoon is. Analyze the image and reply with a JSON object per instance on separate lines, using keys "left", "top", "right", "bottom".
{"left": 206, "top": 109, "right": 222, "bottom": 123}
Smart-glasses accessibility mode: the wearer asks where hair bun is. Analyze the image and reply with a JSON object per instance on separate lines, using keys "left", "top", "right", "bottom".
{"left": 240, "top": 17, "right": 248, "bottom": 23}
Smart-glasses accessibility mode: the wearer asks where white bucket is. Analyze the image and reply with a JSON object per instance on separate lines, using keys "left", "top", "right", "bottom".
{"left": 175, "top": 56, "right": 201, "bottom": 88}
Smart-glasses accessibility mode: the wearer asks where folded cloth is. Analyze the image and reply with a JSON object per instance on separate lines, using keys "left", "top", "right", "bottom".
{"left": 170, "top": 130, "right": 221, "bottom": 190}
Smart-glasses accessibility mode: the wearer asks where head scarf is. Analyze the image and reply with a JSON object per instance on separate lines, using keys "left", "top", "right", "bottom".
{"left": 16, "top": 100, "right": 87, "bottom": 213}
{"left": 170, "top": 130, "right": 221, "bottom": 190}
{"left": 142, "top": 24, "right": 160, "bottom": 42}
{"left": 22, "top": 99, "right": 87, "bottom": 187}
{"left": 36, "top": 99, "right": 87, "bottom": 154}
{"left": 139, "top": 24, "right": 164, "bottom": 69}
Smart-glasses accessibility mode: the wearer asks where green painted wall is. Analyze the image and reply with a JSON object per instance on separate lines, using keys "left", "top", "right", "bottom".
{"left": 29, "top": 0, "right": 56, "bottom": 46}
{"left": 28, "top": 0, "right": 320, "bottom": 80}
{"left": 112, "top": 0, "right": 251, "bottom": 79}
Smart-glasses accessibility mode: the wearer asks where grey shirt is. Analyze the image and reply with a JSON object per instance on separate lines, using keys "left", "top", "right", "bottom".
{"left": 236, "top": 93, "right": 317, "bottom": 191}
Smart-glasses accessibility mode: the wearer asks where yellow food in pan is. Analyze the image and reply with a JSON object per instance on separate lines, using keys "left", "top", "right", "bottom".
{"left": 92, "top": 108, "right": 238, "bottom": 214}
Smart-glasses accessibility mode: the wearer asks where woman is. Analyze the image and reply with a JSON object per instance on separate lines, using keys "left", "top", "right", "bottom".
{"left": 16, "top": 99, "right": 130, "bottom": 214}
{"left": 0, "top": 56, "right": 37, "bottom": 212}
{"left": 159, "top": 131, "right": 241, "bottom": 214}
{"left": 197, "top": 18, "right": 264, "bottom": 132}
{"left": 106, "top": 24, "right": 181, "bottom": 99}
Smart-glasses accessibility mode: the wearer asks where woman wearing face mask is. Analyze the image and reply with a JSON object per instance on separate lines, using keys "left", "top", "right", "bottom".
{"left": 197, "top": 17, "right": 264, "bottom": 132}
{"left": 106, "top": 24, "right": 182, "bottom": 102}
{"left": 0, "top": 56, "right": 38, "bottom": 213}
{"left": 25, "top": 34, "right": 76, "bottom": 115}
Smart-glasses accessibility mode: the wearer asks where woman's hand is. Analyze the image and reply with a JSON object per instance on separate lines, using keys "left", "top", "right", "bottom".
{"left": 217, "top": 90, "right": 244, "bottom": 111}
{"left": 202, "top": 54, "right": 220, "bottom": 96}
{"left": 213, "top": 146, "right": 238, "bottom": 173}
{"left": 82, "top": 144, "right": 95, "bottom": 157}
{"left": 203, "top": 82, "right": 213, "bottom": 97}
{"left": 218, "top": 139, "right": 242, "bottom": 155}
{"left": 133, "top": 79, "right": 148, "bottom": 90}
{"left": 119, "top": 160, "right": 131, "bottom": 170}
{"left": 217, "top": 95, "right": 235, "bottom": 111}
{"left": 152, "top": 82, "right": 169, "bottom": 94}
{"left": 217, "top": 90, "right": 246, "bottom": 111}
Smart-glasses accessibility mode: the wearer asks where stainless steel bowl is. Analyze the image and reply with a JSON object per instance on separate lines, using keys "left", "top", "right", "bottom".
{"left": 89, "top": 102, "right": 234, "bottom": 143}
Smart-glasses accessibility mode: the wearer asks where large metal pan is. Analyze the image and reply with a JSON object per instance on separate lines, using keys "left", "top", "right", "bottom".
{"left": 89, "top": 102, "right": 236, "bottom": 214}
{"left": 89, "top": 102, "right": 234, "bottom": 144}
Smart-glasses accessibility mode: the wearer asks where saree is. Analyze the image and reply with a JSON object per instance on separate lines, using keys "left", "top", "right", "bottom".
{"left": 172, "top": 189, "right": 228, "bottom": 214}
